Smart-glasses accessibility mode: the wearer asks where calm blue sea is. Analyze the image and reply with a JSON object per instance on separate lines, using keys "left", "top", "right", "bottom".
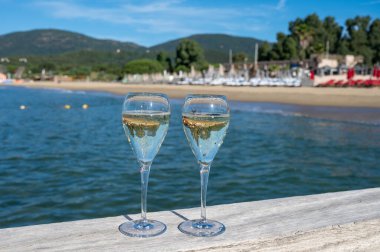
{"left": 0, "top": 86, "right": 380, "bottom": 229}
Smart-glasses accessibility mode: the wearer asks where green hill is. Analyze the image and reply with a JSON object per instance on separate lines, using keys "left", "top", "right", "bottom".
{"left": 149, "top": 34, "right": 265, "bottom": 63}
{"left": 0, "top": 29, "right": 145, "bottom": 56}
{"left": 0, "top": 29, "right": 266, "bottom": 64}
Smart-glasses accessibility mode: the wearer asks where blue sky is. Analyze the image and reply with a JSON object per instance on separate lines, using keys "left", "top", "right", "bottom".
{"left": 1, "top": 0, "right": 380, "bottom": 46}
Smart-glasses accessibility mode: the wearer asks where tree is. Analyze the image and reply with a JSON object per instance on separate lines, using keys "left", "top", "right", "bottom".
{"left": 124, "top": 59, "right": 164, "bottom": 74}
{"left": 323, "top": 16, "right": 343, "bottom": 53}
{"left": 174, "top": 65, "right": 190, "bottom": 73}
{"left": 369, "top": 19, "right": 380, "bottom": 63}
{"left": 232, "top": 52, "right": 248, "bottom": 63}
{"left": 312, "top": 42, "right": 325, "bottom": 54}
{"left": 175, "top": 39, "right": 206, "bottom": 72}
{"left": 289, "top": 17, "right": 304, "bottom": 35}
{"left": 337, "top": 36, "right": 351, "bottom": 55}
{"left": 6, "top": 65, "right": 18, "bottom": 73}
{"left": 346, "top": 16, "right": 373, "bottom": 64}
{"left": 285, "top": 14, "right": 344, "bottom": 58}
{"left": 268, "top": 33, "right": 297, "bottom": 60}
{"left": 270, "top": 32, "right": 287, "bottom": 60}
{"left": 304, "top": 13, "right": 324, "bottom": 55}
{"left": 156, "top": 51, "right": 172, "bottom": 72}
{"left": 93, "top": 64, "right": 108, "bottom": 72}
{"left": 68, "top": 66, "right": 91, "bottom": 79}
{"left": 293, "top": 23, "right": 313, "bottom": 59}
{"left": 39, "top": 62, "right": 56, "bottom": 71}
{"left": 282, "top": 37, "right": 298, "bottom": 60}
{"left": 258, "top": 42, "right": 271, "bottom": 61}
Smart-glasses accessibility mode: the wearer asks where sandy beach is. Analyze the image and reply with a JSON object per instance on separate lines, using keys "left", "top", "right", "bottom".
{"left": 6, "top": 81, "right": 380, "bottom": 108}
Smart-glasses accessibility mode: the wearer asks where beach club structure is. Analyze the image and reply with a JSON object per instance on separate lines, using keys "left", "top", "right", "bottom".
{"left": 314, "top": 54, "right": 380, "bottom": 87}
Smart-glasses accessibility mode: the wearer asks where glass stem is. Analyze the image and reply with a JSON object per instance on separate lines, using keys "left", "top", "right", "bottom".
{"left": 199, "top": 162, "right": 210, "bottom": 222}
{"left": 140, "top": 162, "right": 151, "bottom": 222}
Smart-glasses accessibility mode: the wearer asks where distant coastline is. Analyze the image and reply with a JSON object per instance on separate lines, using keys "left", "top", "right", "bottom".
{"left": 3, "top": 81, "right": 380, "bottom": 108}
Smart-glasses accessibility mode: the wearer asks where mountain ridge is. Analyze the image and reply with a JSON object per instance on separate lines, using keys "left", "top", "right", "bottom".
{"left": 0, "top": 29, "right": 145, "bottom": 56}
{"left": 0, "top": 29, "right": 266, "bottom": 63}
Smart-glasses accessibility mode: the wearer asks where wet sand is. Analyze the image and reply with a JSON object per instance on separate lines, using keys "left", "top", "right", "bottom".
{"left": 8, "top": 81, "right": 380, "bottom": 108}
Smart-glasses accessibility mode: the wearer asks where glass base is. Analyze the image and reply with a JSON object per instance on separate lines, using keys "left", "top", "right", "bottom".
{"left": 119, "top": 219, "right": 167, "bottom": 238}
{"left": 178, "top": 219, "right": 225, "bottom": 237}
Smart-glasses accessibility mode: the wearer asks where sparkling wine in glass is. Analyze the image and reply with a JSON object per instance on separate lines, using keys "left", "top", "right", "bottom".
{"left": 179, "top": 94, "right": 230, "bottom": 237}
{"left": 119, "top": 92, "right": 170, "bottom": 238}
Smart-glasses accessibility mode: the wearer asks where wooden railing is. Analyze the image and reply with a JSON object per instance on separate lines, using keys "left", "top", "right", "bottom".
{"left": 1, "top": 188, "right": 380, "bottom": 251}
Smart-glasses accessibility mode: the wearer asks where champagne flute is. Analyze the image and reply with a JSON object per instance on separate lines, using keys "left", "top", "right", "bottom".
{"left": 179, "top": 94, "right": 230, "bottom": 237}
{"left": 119, "top": 92, "right": 170, "bottom": 238}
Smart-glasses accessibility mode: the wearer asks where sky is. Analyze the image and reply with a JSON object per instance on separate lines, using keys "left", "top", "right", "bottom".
{"left": 1, "top": 0, "right": 380, "bottom": 46}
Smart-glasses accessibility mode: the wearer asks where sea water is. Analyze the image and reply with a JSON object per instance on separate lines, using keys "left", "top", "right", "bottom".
{"left": 0, "top": 86, "right": 379, "bottom": 228}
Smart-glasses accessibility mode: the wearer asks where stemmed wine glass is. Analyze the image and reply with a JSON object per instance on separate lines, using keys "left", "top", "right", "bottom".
{"left": 119, "top": 92, "right": 170, "bottom": 238}
{"left": 179, "top": 94, "right": 230, "bottom": 237}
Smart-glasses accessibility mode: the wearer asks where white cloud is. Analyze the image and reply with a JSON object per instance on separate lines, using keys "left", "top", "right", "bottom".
{"left": 33, "top": 0, "right": 286, "bottom": 45}
{"left": 276, "top": 0, "right": 286, "bottom": 10}
{"left": 365, "top": 0, "right": 380, "bottom": 4}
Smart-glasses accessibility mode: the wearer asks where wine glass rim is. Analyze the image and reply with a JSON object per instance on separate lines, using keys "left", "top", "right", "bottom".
{"left": 126, "top": 92, "right": 168, "bottom": 98}
{"left": 185, "top": 94, "right": 227, "bottom": 99}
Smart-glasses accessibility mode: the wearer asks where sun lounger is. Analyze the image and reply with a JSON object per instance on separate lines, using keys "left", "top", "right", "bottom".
{"left": 333, "top": 80, "right": 344, "bottom": 87}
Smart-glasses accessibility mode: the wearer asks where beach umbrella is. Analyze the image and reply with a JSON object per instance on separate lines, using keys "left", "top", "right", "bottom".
{"left": 218, "top": 64, "right": 225, "bottom": 77}
{"left": 190, "top": 65, "right": 196, "bottom": 78}
{"left": 0, "top": 73, "right": 6, "bottom": 82}
{"left": 347, "top": 68, "right": 354, "bottom": 80}
{"left": 229, "top": 64, "right": 236, "bottom": 78}
{"left": 310, "top": 70, "right": 315, "bottom": 80}
{"left": 373, "top": 66, "right": 378, "bottom": 78}
{"left": 207, "top": 65, "right": 214, "bottom": 78}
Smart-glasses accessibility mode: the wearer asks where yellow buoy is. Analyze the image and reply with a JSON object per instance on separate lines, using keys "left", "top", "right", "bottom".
{"left": 64, "top": 105, "right": 71, "bottom": 109}
{"left": 20, "top": 105, "right": 27, "bottom": 110}
{"left": 82, "top": 104, "right": 89, "bottom": 109}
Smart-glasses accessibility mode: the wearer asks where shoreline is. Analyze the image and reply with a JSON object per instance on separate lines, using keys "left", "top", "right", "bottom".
{"left": 5, "top": 81, "right": 380, "bottom": 108}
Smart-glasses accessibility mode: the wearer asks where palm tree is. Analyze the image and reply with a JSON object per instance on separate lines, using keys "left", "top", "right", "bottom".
{"left": 294, "top": 24, "right": 313, "bottom": 59}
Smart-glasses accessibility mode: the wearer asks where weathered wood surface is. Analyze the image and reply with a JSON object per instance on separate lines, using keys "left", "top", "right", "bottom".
{"left": 1, "top": 188, "right": 380, "bottom": 252}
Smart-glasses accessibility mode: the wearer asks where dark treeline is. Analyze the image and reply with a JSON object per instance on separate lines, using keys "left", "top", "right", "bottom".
{"left": 258, "top": 13, "right": 380, "bottom": 65}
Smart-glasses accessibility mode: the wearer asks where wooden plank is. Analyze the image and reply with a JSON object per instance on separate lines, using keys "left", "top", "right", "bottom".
{"left": 195, "top": 219, "right": 380, "bottom": 252}
{"left": 1, "top": 188, "right": 380, "bottom": 252}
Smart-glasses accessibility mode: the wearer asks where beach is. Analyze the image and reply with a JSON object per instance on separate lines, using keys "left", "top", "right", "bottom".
{"left": 8, "top": 81, "right": 380, "bottom": 108}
